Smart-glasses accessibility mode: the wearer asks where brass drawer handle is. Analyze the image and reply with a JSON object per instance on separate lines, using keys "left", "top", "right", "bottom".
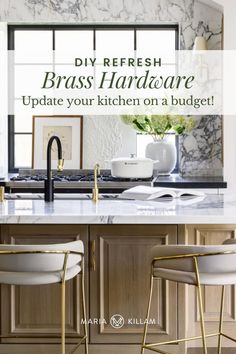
{"left": 91, "top": 240, "right": 96, "bottom": 271}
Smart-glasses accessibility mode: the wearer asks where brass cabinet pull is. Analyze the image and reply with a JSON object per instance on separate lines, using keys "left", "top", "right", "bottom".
{"left": 0, "top": 187, "right": 5, "bottom": 202}
{"left": 91, "top": 240, "right": 96, "bottom": 271}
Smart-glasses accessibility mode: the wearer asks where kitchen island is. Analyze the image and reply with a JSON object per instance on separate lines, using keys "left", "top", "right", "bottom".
{"left": 0, "top": 194, "right": 236, "bottom": 354}
{"left": 0, "top": 193, "right": 235, "bottom": 224}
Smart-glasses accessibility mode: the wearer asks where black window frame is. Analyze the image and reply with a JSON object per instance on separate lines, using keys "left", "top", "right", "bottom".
{"left": 8, "top": 24, "right": 179, "bottom": 173}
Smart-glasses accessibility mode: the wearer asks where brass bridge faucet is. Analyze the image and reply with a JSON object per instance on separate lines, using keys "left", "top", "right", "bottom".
{"left": 92, "top": 163, "right": 100, "bottom": 202}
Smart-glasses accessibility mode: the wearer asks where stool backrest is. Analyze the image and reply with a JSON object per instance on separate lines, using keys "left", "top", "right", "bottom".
{"left": 151, "top": 244, "right": 236, "bottom": 273}
{"left": 0, "top": 240, "right": 84, "bottom": 272}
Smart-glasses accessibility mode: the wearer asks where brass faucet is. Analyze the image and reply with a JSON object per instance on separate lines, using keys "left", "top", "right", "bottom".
{"left": 57, "top": 159, "right": 64, "bottom": 172}
{"left": 92, "top": 163, "right": 100, "bottom": 202}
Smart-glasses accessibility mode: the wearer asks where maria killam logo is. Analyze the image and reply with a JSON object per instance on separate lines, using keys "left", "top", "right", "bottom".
{"left": 81, "top": 316, "right": 156, "bottom": 329}
{"left": 110, "top": 314, "right": 125, "bottom": 329}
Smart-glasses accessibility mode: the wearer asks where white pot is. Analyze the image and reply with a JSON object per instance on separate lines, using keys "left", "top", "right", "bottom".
{"left": 110, "top": 155, "right": 156, "bottom": 179}
{"left": 145, "top": 140, "right": 177, "bottom": 175}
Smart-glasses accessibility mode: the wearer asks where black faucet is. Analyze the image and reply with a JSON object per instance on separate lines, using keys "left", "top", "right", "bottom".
{"left": 44, "top": 136, "right": 64, "bottom": 202}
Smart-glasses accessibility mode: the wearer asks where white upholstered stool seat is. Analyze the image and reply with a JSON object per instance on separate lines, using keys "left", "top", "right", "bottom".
{"left": 153, "top": 268, "right": 236, "bottom": 285}
{"left": 0, "top": 240, "right": 88, "bottom": 354}
{"left": 0, "top": 265, "right": 81, "bottom": 285}
{"left": 151, "top": 244, "right": 236, "bottom": 286}
{"left": 0, "top": 241, "right": 83, "bottom": 285}
{"left": 141, "top": 241, "right": 236, "bottom": 354}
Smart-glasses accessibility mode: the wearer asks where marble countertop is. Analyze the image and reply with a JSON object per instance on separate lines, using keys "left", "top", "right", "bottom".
{"left": 0, "top": 194, "right": 236, "bottom": 224}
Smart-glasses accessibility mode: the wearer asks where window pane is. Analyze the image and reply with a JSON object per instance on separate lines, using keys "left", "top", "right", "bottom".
{"left": 15, "top": 135, "right": 32, "bottom": 168}
{"left": 136, "top": 30, "right": 176, "bottom": 63}
{"left": 10, "top": 26, "right": 178, "bottom": 171}
{"left": 15, "top": 111, "right": 32, "bottom": 133}
{"left": 14, "top": 31, "right": 53, "bottom": 63}
{"left": 54, "top": 64, "right": 94, "bottom": 88}
{"left": 96, "top": 30, "right": 134, "bottom": 57}
{"left": 95, "top": 65, "right": 134, "bottom": 89}
{"left": 55, "top": 30, "right": 94, "bottom": 63}
{"left": 136, "top": 64, "right": 176, "bottom": 78}
{"left": 14, "top": 65, "right": 53, "bottom": 97}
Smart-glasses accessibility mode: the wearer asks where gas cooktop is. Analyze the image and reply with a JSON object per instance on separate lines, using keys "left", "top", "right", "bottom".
{"left": 10, "top": 173, "right": 152, "bottom": 183}
{"left": 1, "top": 170, "right": 227, "bottom": 192}
{"left": 6, "top": 169, "right": 154, "bottom": 192}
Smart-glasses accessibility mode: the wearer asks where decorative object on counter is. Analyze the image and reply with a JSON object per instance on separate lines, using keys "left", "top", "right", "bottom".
{"left": 0, "top": 187, "right": 4, "bottom": 202}
{"left": 121, "top": 115, "right": 195, "bottom": 175}
{"left": 109, "top": 154, "right": 158, "bottom": 179}
{"left": 44, "top": 135, "right": 64, "bottom": 202}
{"left": 92, "top": 163, "right": 100, "bottom": 203}
{"left": 145, "top": 138, "right": 176, "bottom": 175}
{"left": 32, "top": 115, "right": 83, "bottom": 170}
{"left": 119, "top": 186, "right": 205, "bottom": 201}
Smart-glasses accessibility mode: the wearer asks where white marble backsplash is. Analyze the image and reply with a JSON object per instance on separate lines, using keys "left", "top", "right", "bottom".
{"left": 179, "top": 115, "right": 222, "bottom": 176}
{"left": 0, "top": 0, "right": 223, "bottom": 175}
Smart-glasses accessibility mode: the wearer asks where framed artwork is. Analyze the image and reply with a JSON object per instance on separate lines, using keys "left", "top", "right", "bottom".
{"left": 32, "top": 115, "right": 83, "bottom": 169}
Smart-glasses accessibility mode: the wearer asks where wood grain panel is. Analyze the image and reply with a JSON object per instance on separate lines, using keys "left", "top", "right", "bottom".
{"left": 0, "top": 225, "right": 88, "bottom": 344}
{"left": 90, "top": 225, "right": 178, "bottom": 344}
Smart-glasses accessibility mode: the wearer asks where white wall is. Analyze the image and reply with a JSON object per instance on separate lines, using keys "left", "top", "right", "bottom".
{"left": 214, "top": 0, "right": 236, "bottom": 193}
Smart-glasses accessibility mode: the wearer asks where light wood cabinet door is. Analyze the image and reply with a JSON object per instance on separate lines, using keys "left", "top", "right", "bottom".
{"left": 186, "top": 224, "right": 236, "bottom": 349}
{"left": 90, "top": 224, "right": 178, "bottom": 344}
{"left": 0, "top": 224, "right": 88, "bottom": 345}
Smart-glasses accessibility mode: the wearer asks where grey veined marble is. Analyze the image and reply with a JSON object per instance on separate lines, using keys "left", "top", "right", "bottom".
{"left": 0, "top": 0, "right": 223, "bottom": 176}
{"left": 179, "top": 115, "right": 223, "bottom": 177}
{"left": 1, "top": 194, "right": 236, "bottom": 225}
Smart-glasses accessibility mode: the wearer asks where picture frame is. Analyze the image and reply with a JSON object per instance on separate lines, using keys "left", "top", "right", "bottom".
{"left": 32, "top": 115, "right": 83, "bottom": 170}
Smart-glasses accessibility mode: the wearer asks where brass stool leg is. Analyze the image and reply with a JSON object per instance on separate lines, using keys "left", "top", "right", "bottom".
{"left": 141, "top": 272, "right": 154, "bottom": 354}
{"left": 61, "top": 279, "right": 66, "bottom": 354}
{"left": 194, "top": 257, "right": 208, "bottom": 354}
{"left": 217, "top": 285, "right": 225, "bottom": 354}
{"left": 81, "top": 257, "right": 89, "bottom": 354}
{"left": 61, "top": 253, "right": 68, "bottom": 354}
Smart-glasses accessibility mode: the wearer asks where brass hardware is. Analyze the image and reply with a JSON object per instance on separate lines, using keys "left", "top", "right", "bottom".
{"left": 0, "top": 186, "right": 5, "bottom": 202}
{"left": 217, "top": 285, "right": 225, "bottom": 354}
{"left": 141, "top": 250, "right": 236, "bottom": 354}
{"left": 92, "top": 163, "right": 100, "bottom": 203}
{"left": 58, "top": 159, "right": 64, "bottom": 172}
{"left": 91, "top": 240, "right": 96, "bottom": 271}
{"left": 61, "top": 253, "right": 68, "bottom": 354}
{"left": 194, "top": 257, "right": 207, "bottom": 354}
{"left": 141, "top": 274, "right": 154, "bottom": 354}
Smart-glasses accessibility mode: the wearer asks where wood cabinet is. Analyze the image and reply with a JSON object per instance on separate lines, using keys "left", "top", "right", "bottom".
{"left": 0, "top": 225, "right": 89, "bottom": 350}
{"left": 0, "top": 224, "right": 181, "bottom": 353}
{"left": 89, "top": 225, "right": 178, "bottom": 344}
{"left": 186, "top": 224, "right": 236, "bottom": 350}
{"left": 1, "top": 223, "right": 236, "bottom": 353}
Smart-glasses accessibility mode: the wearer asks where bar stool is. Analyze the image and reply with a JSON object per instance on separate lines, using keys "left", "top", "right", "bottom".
{"left": 141, "top": 242, "right": 236, "bottom": 354}
{"left": 0, "top": 240, "right": 88, "bottom": 354}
